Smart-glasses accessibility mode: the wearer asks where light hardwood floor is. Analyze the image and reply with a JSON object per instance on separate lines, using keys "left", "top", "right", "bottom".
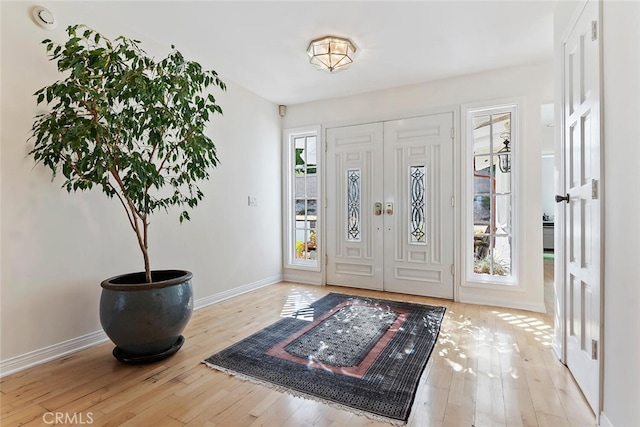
{"left": 1, "top": 281, "right": 595, "bottom": 427}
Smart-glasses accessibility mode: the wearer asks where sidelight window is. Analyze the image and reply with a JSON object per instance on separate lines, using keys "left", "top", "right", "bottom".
{"left": 284, "top": 128, "right": 319, "bottom": 269}
{"left": 466, "top": 105, "right": 517, "bottom": 284}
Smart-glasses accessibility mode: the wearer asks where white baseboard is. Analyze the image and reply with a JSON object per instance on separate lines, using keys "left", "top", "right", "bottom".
{"left": 551, "top": 338, "right": 564, "bottom": 362}
{"left": 0, "top": 330, "right": 109, "bottom": 378}
{"left": 282, "top": 271, "right": 323, "bottom": 286}
{"left": 0, "top": 275, "right": 283, "bottom": 378}
{"left": 458, "top": 294, "right": 547, "bottom": 314}
{"left": 193, "top": 274, "right": 282, "bottom": 309}
{"left": 599, "top": 411, "right": 613, "bottom": 427}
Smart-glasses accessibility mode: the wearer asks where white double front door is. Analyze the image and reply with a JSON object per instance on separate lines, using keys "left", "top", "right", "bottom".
{"left": 326, "top": 113, "right": 454, "bottom": 299}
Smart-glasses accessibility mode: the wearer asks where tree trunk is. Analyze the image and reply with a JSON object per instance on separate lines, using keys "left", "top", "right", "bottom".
{"left": 142, "top": 217, "right": 151, "bottom": 283}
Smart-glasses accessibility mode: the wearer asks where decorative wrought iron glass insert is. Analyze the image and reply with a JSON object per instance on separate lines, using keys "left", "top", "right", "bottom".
{"left": 410, "top": 166, "right": 426, "bottom": 243}
{"left": 346, "top": 169, "right": 361, "bottom": 241}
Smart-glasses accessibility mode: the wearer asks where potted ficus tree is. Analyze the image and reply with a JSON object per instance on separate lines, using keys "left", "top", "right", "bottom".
{"left": 29, "top": 25, "right": 226, "bottom": 363}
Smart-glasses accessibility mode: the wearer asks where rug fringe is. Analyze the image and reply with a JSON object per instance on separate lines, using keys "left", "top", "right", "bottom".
{"left": 201, "top": 360, "right": 406, "bottom": 426}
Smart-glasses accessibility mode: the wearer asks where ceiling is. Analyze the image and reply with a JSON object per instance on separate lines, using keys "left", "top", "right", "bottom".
{"left": 31, "top": 1, "right": 555, "bottom": 106}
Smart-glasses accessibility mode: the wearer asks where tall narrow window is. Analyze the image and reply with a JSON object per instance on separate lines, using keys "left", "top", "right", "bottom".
{"left": 285, "top": 128, "right": 319, "bottom": 268}
{"left": 467, "top": 105, "right": 516, "bottom": 284}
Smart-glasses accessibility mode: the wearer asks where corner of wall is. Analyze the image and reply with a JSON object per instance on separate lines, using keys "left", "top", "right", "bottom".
{"left": 599, "top": 411, "right": 614, "bottom": 427}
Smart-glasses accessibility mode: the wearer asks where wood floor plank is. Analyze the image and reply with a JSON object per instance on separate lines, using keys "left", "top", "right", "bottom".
{"left": 247, "top": 393, "right": 305, "bottom": 427}
{"left": 0, "top": 279, "right": 595, "bottom": 427}
{"left": 408, "top": 384, "right": 448, "bottom": 426}
{"left": 0, "top": 401, "right": 47, "bottom": 426}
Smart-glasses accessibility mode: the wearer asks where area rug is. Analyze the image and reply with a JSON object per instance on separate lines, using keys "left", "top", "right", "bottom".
{"left": 203, "top": 292, "right": 445, "bottom": 425}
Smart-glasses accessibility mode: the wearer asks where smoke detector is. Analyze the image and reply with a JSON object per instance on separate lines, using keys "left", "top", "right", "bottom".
{"left": 31, "top": 6, "right": 57, "bottom": 30}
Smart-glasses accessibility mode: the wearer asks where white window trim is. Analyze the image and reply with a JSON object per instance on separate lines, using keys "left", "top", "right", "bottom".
{"left": 462, "top": 100, "right": 521, "bottom": 288}
{"left": 283, "top": 125, "right": 321, "bottom": 271}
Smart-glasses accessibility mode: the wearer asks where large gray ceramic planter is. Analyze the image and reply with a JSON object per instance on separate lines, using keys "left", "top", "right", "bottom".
{"left": 100, "top": 270, "right": 193, "bottom": 364}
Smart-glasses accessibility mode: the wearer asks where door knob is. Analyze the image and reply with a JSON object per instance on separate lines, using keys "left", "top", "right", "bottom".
{"left": 555, "top": 193, "right": 570, "bottom": 204}
{"left": 385, "top": 202, "right": 394, "bottom": 215}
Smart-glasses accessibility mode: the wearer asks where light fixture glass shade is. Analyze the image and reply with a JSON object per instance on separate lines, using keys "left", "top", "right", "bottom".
{"left": 497, "top": 139, "right": 511, "bottom": 173}
{"left": 307, "top": 36, "right": 357, "bottom": 73}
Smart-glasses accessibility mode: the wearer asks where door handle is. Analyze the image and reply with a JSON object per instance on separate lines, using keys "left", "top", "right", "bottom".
{"left": 555, "top": 193, "right": 570, "bottom": 204}
{"left": 374, "top": 202, "right": 382, "bottom": 216}
{"left": 385, "top": 202, "right": 394, "bottom": 215}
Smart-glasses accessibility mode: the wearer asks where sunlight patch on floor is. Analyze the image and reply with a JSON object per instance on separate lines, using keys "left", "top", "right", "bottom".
{"left": 492, "top": 310, "right": 553, "bottom": 346}
{"left": 279, "top": 287, "right": 317, "bottom": 320}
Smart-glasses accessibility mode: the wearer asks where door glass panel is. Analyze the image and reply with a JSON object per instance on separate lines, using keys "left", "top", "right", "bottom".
{"left": 473, "top": 195, "right": 492, "bottom": 225}
{"left": 347, "top": 169, "right": 361, "bottom": 241}
{"left": 471, "top": 110, "right": 514, "bottom": 280}
{"left": 292, "top": 133, "right": 318, "bottom": 264}
{"left": 409, "top": 166, "right": 426, "bottom": 243}
{"left": 307, "top": 199, "right": 317, "bottom": 217}
{"left": 494, "top": 194, "right": 512, "bottom": 234}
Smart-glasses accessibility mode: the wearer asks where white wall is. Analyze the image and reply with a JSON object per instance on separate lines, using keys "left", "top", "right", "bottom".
{"left": 0, "top": 2, "right": 282, "bottom": 364}
{"left": 541, "top": 155, "right": 555, "bottom": 220}
{"left": 540, "top": 104, "right": 555, "bottom": 223}
{"left": 540, "top": 103, "right": 555, "bottom": 155}
{"left": 284, "top": 61, "right": 552, "bottom": 313}
{"left": 601, "top": 2, "right": 640, "bottom": 426}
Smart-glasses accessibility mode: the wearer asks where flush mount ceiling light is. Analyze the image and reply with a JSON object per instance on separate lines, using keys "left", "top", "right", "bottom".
{"left": 31, "top": 6, "right": 57, "bottom": 30}
{"left": 306, "top": 36, "right": 357, "bottom": 73}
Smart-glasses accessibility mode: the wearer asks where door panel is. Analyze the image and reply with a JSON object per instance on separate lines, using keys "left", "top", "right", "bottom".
{"left": 383, "top": 115, "right": 454, "bottom": 298}
{"left": 563, "top": 0, "right": 601, "bottom": 414}
{"left": 326, "top": 114, "right": 454, "bottom": 298}
{"left": 326, "top": 123, "right": 384, "bottom": 290}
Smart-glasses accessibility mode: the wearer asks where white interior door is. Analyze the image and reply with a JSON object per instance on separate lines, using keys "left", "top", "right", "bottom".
{"left": 561, "top": 0, "right": 601, "bottom": 415}
{"left": 326, "top": 114, "right": 454, "bottom": 298}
